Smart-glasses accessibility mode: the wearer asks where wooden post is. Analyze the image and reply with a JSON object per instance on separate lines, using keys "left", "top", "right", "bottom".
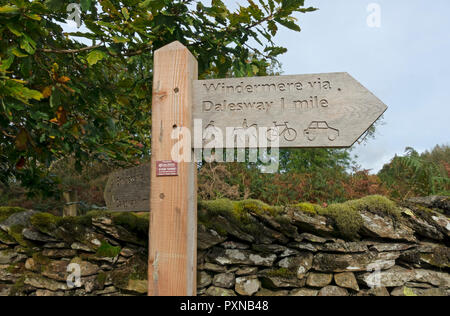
{"left": 149, "top": 41, "right": 198, "bottom": 296}
{"left": 62, "top": 191, "right": 78, "bottom": 217}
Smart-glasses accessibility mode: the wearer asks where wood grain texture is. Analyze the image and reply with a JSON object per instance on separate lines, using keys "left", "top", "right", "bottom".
{"left": 148, "top": 41, "right": 198, "bottom": 296}
{"left": 193, "top": 73, "right": 387, "bottom": 148}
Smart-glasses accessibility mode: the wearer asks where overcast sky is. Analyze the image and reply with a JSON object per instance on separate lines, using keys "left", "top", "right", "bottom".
{"left": 245, "top": 0, "right": 450, "bottom": 172}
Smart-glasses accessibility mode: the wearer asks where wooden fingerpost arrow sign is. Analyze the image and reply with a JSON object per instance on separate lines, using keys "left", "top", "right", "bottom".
{"left": 193, "top": 73, "right": 387, "bottom": 148}
{"left": 148, "top": 41, "right": 387, "bottom": 296}
{"left": 149, "top": 42, "right": 198, "bottom": 296}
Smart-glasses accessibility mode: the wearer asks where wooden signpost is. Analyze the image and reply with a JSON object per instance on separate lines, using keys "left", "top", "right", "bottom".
{"left": 147, "top": 41, "right": 387, "bottom": 296}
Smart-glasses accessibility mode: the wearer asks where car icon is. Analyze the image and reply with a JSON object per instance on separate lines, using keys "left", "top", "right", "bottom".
{"left": 304, "top": 121, "right": 339, "bottom": 141}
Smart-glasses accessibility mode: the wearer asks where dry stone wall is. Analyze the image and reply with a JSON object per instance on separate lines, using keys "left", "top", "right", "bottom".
{"left": 0, "top": 196, "right": 449, "bottom": 296}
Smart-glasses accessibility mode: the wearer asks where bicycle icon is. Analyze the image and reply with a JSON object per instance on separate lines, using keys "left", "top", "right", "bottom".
{"left": 267, "top": 121, "right": 297, "bottom": 142}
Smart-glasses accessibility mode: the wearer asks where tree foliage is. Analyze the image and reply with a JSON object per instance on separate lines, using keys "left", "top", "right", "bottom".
{"left": 378, "top": 145, "right": 450, "bottom": 198}
{"left": 0, "top": 0, "right": 316, "bottom": 194}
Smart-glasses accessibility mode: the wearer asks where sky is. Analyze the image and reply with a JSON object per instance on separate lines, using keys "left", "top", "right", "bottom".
{"left": 251, "top": 0, "right": 450, "bottom": 172}
{"left": 65, "top": 0, "right": 450, "bottom": 173}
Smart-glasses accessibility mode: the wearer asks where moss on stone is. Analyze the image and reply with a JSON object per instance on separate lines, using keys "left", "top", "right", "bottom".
{"left": 97, "top": 272, "right": 107, "bottom": 288}
{"left": 112, "top": 213, "right": 148, "bottom": 239}
{"left": 199, "top": 199, "right": 235, "bottom": 215}
{"left": 263, "top": 268, "right": 296, "bottom": 278}
{"left": 234, "top": 199, "right": 282, "bottom": 219}
{"left": 0, "top": 228, "right": 16, "bottom": 244}
{"left": 8, "top": 224, "right": 35, "bottom": 248}
{"left": 32, "top": 252, "right": 50, "bottom": 268}
{"left": 30, "top": 213, "right": 61, "bottom": 235}
{"left": 292, "top": 202, "right": 322, "bottom": 216}
{"left": 96, "top": 241, "right": 121, "bottom": 258}
{"left": 0, "top": 206, "right": 27, "bottom": 222}
{"left": 9, "top": 276, "right": 26, "bottom": 296}
{"left": 348, "top": 195, "right": 401, "bottom": 220}
{"left": 319, "top": 203, "right": 363, "bottom": 240}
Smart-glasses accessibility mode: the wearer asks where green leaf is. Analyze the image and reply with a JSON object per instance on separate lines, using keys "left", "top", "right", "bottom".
{"left": 112, "top": 36, "right": 129, "bottom": 43}
{"left": 24, "top": 13, "right": 41, "bottom": 21}
{"left": 0, "top": 5, "right": 20, "bottom": 14}
{"left": 0, "top": 56, "right": 14, "bottom": 71}
{"left": 7, "top": 23, "right": 22, "bottom": 36}
{"left": 80, "top": 0, "right": 92, "bottom": 12}
{"left": 275, "top": 17, "right": 301, "bottom": 32}
{"left": 11, "top": 47, "right": 28, "bottom": 58}
{"left": 122, "top": 7, "right": 129, "bottom": 20}
{"left": 20, "top": 37, "right": 36, "bottom": 55}
{"left": 86, "top": 50, "right": 107, "bottom": 66}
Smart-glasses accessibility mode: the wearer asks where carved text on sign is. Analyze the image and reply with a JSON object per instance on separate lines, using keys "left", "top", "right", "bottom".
{"left": 193, "top": 73, "right": 387, "bottom": 148}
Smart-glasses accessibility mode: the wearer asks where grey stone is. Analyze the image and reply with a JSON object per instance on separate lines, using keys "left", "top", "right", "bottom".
{"left": 197, "top": 271, "right": 212, "bottom": 289}
{"left": 357, "top": 266, "right": 415, "bottom": 288}
{"left": 413, "top": 269, "right": 450, "bottom": 288}
{"left": 390, "top": 286, "right": 449, "bottom": 297}
{"left": 198, "top": 225, "right": 227, "bottom": 250}
{"left": 259, "top": 270, "right": 306, "bottom": 289}
{"left": 71, "top": 242, "right": 95, "bottom": 252}
{"left": 370, "top": 243, "right": 416, "bottom": 252}
{"left": 208, "top": 248, "right": 276, "bottom": 267}
{"left": 24, "top": 275, "right": 69, "bottom": 291}
{"left": 288, "top": 242, "right": 319, "bottom": 252}
{"left": 201, "top": 263, "right": 228, "bottom": 273}
{"left": 221, "top": 241, "right": 249, "bottom": 250}
{"left": 213, "top": 273, "right": 235, "bottom": 289}
{"left": 23, "top": 228, "right": 56, "bottom": 242}
{"left": 313, "top": 251, "right": 398, "bottom": 273}
{"left": 319, "top": 242, "right": 368, "bottom": 253}
{"left": 277, "top": 252, "right": 313, "bottom": 278}
{"left": 35, "top": 290, "right": 65, "bottom": 296}
{"left": 306, "top": 273, "right": 333, "bottom": 288}
{"left": 407, "top": 196, "right": 450, "bottom": 212}
{"left": 357, "top": 287, "right": 390, "bottom": 296}
{"left": 0, "top": 250, "right": 18, "bottom": 264}
{"left": 255, "top": 288, "right": 289, "bottom": 296}
{"left": 297, "top": 233, "right": 328, "bottom": 243}
{"left": 290, "top": 288, "right": 319, "bottom": 296}
{"left": 360, "top": 211, "right": 416, "bottom": 242}
{"left": 401, "top": 208, "right": 444, "bottom": 240}
{"left": 0, "top": 210, "right": 38, "bottom": 233}
{"left": 0, "top": 265, "right": 19, "bottom": 283}
{"left": 252, "top": 244, "right": 288, "bottom": 254}
{"left": 206, "top": 286, "right": 236, "bottom": 296}
{"left": 286, "top": 209, "right": 334, "bottom": 236}
{"left": 235, "top": 276, "right": 261, "bottom": 296}
{"left": 236, "top": 267, "right": 259, "bottom": 276}
{"left": 213, "top": 215, "right": 255, "bottom": 243}
{"left": 42, "top": 248, "right": 77, "bottom": 259}
{"left": 91, "top": 216, "right": 144, "bottom": 245}
{"left": 334, "top": 272, "right": 359, "bottom": 291}
{"left": 318, "top": 286, "right": 348, "bottom": 296}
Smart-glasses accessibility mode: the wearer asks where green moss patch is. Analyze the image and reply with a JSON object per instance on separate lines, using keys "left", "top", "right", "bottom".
{"left": 112, "top": 213, "right": 148, "bottom": 239}
{"left": 30, "top": 213, "right": 61, "bottom": 235}
{"left": 319, "top": 203, "right": 363, "bottom": 240}
{"left": 0, "top": 207, "right": 27, "bottom": 222}
{"left": 96, "top": 241, "right": 121, "bottom": 258}
{"left": 292, "top": 202, "right": 322, "bottom": 216}
{"left": 263, "top": 268, "right": 296, "bottom": 278}
{"left": 348, "top": 195, "right": 401, "bottom": 220}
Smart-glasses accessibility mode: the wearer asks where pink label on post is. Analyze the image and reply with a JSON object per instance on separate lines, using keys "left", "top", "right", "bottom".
{"left": 156, "top": 160, "right": 178, "bottom": 177}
